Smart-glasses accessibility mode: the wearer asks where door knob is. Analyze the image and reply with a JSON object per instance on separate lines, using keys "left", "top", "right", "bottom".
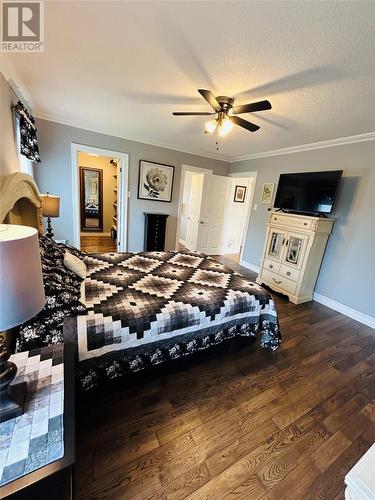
{"left": 199, "top": 221, "right": 205, "bottom": 224}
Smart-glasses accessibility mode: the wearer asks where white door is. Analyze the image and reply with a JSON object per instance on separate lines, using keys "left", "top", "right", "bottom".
{"left": 196, "top": 174, "right": 231, "bottom": 255}
{"left": 185, "top": 174, "right": 204, "bottom": 250}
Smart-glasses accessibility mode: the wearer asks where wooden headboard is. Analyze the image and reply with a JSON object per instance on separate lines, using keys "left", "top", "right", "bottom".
{"left": 0, "top": 172, "right": 44, "bottom": 234}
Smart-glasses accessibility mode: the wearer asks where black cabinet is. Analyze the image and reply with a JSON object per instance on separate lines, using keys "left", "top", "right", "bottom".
{"left": 144, "top": 213, "right": 169, "bottom": 251}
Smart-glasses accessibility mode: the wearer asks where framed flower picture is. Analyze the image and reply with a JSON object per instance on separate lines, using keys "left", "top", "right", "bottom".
{"left": 234, "top": 185, "right": 247, "bottom": 203}
{"left": 138, "top": 160, "right": 175, "bottom": 202}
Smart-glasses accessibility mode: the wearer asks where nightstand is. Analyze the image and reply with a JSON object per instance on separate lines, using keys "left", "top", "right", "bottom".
{"left": 0, "top": 343, "right": 75, "bottom": 500}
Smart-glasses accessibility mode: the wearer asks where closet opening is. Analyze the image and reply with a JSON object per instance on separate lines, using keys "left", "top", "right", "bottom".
{"left": 71, "top": 144, "right": 129, "bottom": 253}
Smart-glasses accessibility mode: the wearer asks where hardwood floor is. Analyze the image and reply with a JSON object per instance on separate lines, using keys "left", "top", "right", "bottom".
{"left": 75, "top": 258, "right": 375, "bottom": 500}
{"left": 80, "top": 235, "right": 117, "bottom": 253}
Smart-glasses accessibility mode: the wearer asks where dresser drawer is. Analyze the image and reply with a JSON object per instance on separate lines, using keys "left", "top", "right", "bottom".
{"left": 279, "top": 264, "right": 300, "bottom": 282}
{"left": 261, "top": 269, "right": 297, "bottom": 295}
{"left": 270, "top": 213, "right": 313, "bottom": 231}
{"left": 263, "top": 258, "right": 280, "bottom": 273}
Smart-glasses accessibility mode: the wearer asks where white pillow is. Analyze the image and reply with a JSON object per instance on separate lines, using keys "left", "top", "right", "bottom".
{"left": 63, "top": 251, "right": 87, "bottom": 279}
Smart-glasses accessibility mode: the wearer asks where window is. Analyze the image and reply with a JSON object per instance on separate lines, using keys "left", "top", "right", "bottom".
{"left": 15, "top": 115, "right": 34, "bottom": 177}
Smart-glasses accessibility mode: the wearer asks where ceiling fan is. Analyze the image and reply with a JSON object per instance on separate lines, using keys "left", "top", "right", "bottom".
{"left": 173, "top": 89, "right": 272, "bottom": 137}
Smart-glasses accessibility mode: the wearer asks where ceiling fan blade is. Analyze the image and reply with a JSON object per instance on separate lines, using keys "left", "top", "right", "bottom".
{"left": 231, "top": 116, "right": 260, "bottom": 132}
{"left": 198, "top": 89, "right": 221, "bottom": 111}
{"left": 233, "top": 100, "right": 272, "bottom": 114}
{"left": 172, "top": 111, "right": 215, "bottom": 116}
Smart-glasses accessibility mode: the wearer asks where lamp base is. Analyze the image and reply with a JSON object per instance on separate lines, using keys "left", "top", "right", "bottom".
{"left": 0, "top": 382, "right": 27, "bottom": 422}
{"left": 0, "top": 337, "right": 27, "bottom": 422}
{"left": 45, "top": 217, "right": 54, "bottom": 238}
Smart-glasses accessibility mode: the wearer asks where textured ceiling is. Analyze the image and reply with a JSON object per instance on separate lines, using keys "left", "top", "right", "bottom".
{"left": 6, "top": 1, "right": 375, "bottom": 160}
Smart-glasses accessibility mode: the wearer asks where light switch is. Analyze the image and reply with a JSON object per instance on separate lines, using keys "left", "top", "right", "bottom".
{"left": 254, "top": 204, "right": 258, "bottom": 210}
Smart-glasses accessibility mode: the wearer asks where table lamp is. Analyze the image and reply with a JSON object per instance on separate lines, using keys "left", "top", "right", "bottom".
{"left": 41, "top": 192, "right": 60, "bottom": 238}
{"left": 0, "top": 224, "right": 45, "bottom": 422}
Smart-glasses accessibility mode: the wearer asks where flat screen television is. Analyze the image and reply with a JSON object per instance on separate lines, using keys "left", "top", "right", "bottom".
{"left": 274, "top": 170, "right": 343, "bottom": 215}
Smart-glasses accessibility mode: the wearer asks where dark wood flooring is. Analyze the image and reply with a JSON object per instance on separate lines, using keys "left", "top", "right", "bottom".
{"left": 75, "top": 257, "right": 375, "bottom": 500}
{"left": 80, "top": 235, "right": 117, "bottom": 253}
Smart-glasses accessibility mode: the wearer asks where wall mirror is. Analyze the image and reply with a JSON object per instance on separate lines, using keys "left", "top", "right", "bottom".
{"left": 80, "top": 167, "right": 103, "bottom": 231}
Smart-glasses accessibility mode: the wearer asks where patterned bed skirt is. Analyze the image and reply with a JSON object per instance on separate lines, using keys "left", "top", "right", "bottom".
{"left": 69, "top": 319, "right": 279, "bottom": 393}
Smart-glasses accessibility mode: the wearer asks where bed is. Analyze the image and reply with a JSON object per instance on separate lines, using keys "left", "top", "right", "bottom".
{"left": 84, "top": 202, "right": 99, "bottom": 218}
{"left": 1, "top": 173, "right": 281, "bottom": 393}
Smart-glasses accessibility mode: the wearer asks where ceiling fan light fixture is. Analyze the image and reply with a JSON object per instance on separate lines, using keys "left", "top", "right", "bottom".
{"left": 218, "top": 117, "right": 233, "bottom": 137}
{"left": 204, "top": 118, "right": 218, "bottom": 134}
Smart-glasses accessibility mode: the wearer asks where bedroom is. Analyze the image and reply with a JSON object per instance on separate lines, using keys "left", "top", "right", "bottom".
{"left": 0, "top": 1, "right": 374, "bottom": 499}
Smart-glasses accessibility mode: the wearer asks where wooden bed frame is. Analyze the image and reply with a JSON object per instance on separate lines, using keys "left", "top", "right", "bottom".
{"left": 0, "top": 172, "right": 44, "bottom": 234}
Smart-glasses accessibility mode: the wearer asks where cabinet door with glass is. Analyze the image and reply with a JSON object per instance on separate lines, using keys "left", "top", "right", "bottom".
{"left": 282, "top": 232, "right": 308, "bottom": 269}
{"left": 266, "top": 230, "right": 287, "bottom": 262}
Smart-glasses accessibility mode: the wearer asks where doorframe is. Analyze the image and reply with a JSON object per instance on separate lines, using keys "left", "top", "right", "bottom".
{"left": 228, "top": 171, "right": 258, "bottom": 262}
{"left": 175, "top": 164, "right": 213, "bottom": 251}
{"left": 71, "top": 143, "right": 129, "bottom": 251}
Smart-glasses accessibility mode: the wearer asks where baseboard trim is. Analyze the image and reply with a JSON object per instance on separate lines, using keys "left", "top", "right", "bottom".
{"left": 239, "top": 259, "right": 260, "bottom": 273}
{"left": 313, "top": 292, "right": 375, "bottom": 329}
{"left": 238, "top": 261, "right": 374, "bottom": 329}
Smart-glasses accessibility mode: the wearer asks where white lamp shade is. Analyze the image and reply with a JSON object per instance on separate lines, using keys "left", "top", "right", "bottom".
{"left": 0, "top": 224, "right": 45, "bottom": 330}
{"left": 41, "top": 194, "right": 60, "bottom": 217}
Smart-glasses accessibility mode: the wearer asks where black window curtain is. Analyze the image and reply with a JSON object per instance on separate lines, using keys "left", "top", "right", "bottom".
{"left": 14, "top": 100, "right": 41, "bottom": 163}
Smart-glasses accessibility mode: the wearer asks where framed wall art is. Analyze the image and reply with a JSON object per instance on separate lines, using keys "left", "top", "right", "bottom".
{"left": 233, "top": 185, "right": 247, "bottom": 203}
{"left": 260, "top": 182, "right": 274, "bottom": 203}
{"left": 138, "top": 160, "right": 175, "bottom": 202}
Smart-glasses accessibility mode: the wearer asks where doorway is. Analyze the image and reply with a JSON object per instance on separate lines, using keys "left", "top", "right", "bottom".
{"left": 178, "top": 169, "right": 232, "bottom": 255}
{"left": 176, "top": 167, "right": 257, "bottom": 259}
{"left": 71, "top": 144, "right": 129, "bottom": 252}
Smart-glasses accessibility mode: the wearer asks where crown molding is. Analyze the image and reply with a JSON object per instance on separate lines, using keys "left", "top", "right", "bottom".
{"left": 230, "top": 131, "right": 375, "bottom": 163}
{"left": 1, "top": 67, "right": 34, "bottom": 109}
{"left": 35, "top": 113, "right": 375, "bottom": 164}
{"left": 34, "top": 112, "right": 231, "bottom": 162}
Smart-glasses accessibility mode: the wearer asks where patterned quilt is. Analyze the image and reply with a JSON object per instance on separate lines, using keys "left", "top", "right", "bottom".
{"left": 76, "top": 250, "right": 281, "bottom": 391}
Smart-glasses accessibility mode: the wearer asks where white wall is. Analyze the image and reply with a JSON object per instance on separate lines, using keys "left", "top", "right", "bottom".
{"left": 0, "top": 73, "right": 20, "bottom": 182}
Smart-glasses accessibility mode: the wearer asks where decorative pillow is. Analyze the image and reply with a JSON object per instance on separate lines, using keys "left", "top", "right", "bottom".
{"left": 64, "top": 251, "right": 87, "bottom": 279}
{"left": 57, "top": 241, "right": 86, "bottom": 260}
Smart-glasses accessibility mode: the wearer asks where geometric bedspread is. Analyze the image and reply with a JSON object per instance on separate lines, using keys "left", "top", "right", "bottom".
{"left": 77, "top": 250, "right": 281, "bottom": 372}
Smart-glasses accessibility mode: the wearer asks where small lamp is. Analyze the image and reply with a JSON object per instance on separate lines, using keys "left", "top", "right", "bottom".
{"left": 41, "top": 192, "right": 60, "bottom": 238}
{"left": 0, "top": 224, "right": 46, "bottom": 422}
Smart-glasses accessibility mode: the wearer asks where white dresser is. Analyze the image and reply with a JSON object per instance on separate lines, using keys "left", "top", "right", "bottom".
{"left": 256, "top": 211, "right": 335, "bottom": 304}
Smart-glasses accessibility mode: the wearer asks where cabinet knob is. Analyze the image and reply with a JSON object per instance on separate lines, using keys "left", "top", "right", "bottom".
{"left": 304, "top": 222, "right": 307, "bottom": 226}
{"left": 269, "top": 264, "right": 273, "bottom": 269}
{"left": 272, "top": 278, "right": 282, "bottom": 284}
{"left": 286, "top": 271, "right": 291, "bottom": 276}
